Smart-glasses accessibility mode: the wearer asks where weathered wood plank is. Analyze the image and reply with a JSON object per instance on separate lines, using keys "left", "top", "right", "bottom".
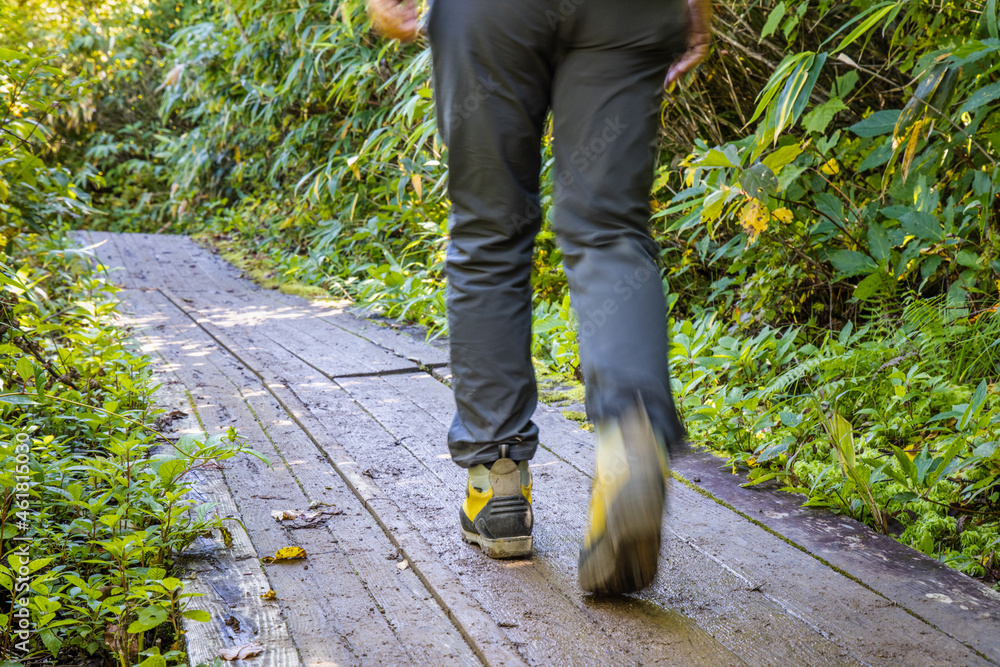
{"left": 670, "top": 449, "right": 1000, "bottom": 662}
{"left": 263, "top": 290, "right": 450, "bottom": 369}
{"left": 129, "top": 290, "right": 530, "bottom": 665}
{"left": 167, "top": 287, "right": 420, "bottom": 377}
{"left": 120, "top": 287, "right": 486, "bottom": 666}
{"left": 178, "top": 467, "right": 303, "bottom": 667}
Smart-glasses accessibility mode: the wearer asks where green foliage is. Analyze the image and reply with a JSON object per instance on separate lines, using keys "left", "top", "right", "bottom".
{"left": 672, "top": 299, "right": 1000, "bottom": 580}
{"left": 0, "top": 47, "right": 94, "bottom": 237}
{"left": 0, "top": 231, "right": 260, "bottom": 665}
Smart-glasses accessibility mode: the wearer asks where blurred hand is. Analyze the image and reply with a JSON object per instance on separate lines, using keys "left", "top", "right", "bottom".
{"left": 665, "top": 0, "right": 713, "bottom": 87}
{"left": 367, "top": 0, "right": 420, "bottom": 42}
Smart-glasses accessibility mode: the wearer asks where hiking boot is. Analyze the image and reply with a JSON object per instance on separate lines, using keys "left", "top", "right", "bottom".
{"left": 460, "top": 452, "right": 533, "bottom": 559}
{"left": 579, "top": 402, "right": 668, "bottom": 595}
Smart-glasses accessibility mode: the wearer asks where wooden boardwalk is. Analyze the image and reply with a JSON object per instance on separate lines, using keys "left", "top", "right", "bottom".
{"left": 79, "top": 232, "right": 1000, "bottom": 666}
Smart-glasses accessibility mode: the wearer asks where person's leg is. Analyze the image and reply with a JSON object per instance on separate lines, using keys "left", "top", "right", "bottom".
{"left": 550, "top": 0, "right": 688, "bottom": 456}
{"left": 548, "top": 0, "right": 689, "bottom": 593}
{"left": 428, "top": 0, "right": 556, "bottom": 469}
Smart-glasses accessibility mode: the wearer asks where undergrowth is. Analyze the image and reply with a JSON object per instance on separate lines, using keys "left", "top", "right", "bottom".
{"left": 0, "top": 231, "right": 257, "bottom": 666}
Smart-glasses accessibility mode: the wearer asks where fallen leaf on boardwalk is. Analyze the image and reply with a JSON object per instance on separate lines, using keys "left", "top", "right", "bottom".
{"left": 260, "top": 589, "right": 277, "bottom": 600}
{"left": 272, "top": 508, "right": 343, "bottom": 529}
{"left": 219, "top": 643, "right": 264, "bottom": 661}
{"left": 261, "top": 546, "right": 307, "bottom": 563}
{"left": 397, "top": 559, "right": 409, "bottom": 570}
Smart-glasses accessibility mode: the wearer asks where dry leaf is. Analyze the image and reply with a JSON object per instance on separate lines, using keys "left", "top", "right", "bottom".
{"left": 272, "top": 508, "right": 343, "bottom": 529}
{"left": 261, "top": 546, "right": 307, "bottom": 563}
{"left": 397, "top": 559, "right": 409, "bottom": 570}
{"left": 260, "top": 589, "right": 277, "bottom": 600}
{"left": 219, "top": 643, "right": 265, "bottom": 661}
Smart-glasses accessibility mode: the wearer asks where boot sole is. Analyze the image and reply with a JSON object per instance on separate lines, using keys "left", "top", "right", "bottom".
{"left": 579, "top": 405, "right": 666, "bottom": 595}
{"left": 577, "top": 493, "right": 662, "bottom": 595}
{"left": 461, "top": 529, "right": 533, "bottom": 559}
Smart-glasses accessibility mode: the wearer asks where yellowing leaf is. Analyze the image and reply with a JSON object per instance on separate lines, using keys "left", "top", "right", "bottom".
{"left": 739, "top": 200, "right": 770, "bottom": 243}
{"left": 262, "top": 546, "right": 307, "bottom": 563}
{"left": 819, "top": 158, "right": 840, "bottom": 175}
{"left": 410, "top": 175, "right": 422, "bottom": 200}
{"left": 260, "top": 589, "right": 277, "bottom": 600}
{"left": 771, "top": 207, "right": 793, "bottom": 224}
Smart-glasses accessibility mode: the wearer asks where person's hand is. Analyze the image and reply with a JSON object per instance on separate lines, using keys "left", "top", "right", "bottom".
{"left": 367, "top": 0, "right": 420, "bottom": 43}
{"left": 665, "top": 0, "right": 712, "bottom": 88}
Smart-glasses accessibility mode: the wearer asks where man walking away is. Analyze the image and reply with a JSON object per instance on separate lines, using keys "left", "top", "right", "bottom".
{"left": 368, "top": 0, "right": 711, "bottom": 595}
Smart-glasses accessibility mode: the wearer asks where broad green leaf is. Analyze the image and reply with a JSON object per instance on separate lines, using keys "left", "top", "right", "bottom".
{"left": 181, "top": 609, "right": 212, "bottom": 622}
{"left": 136, "top": 654, "right": 167, "bottom": 667}
{"left": 39, "top": 629, "right": 62, "bottom": 657}
{"left": 127, "top": 605, "right": 169, "bottom": 633}
{"left": 959, "top": 81, "right": 1000, "bottom": 115}
{"left": 849, "top": 110, "right": 901, "bottom": 137}
{"left": 867, "top": 223, "right": 891, "bottom": 261}
{"left": 802, "top": 97, "right": 848, "bottom": 135}
{"left": 16, "top": 357, "right": 33, "bottom": 384}
{"left": 853, "top": 271, "right": 891, "bottom": 300}
{"left": 0, "top": 48, "right": 29, "bottom": 61}
{"left": 762, "top": 143, "right": 802, "bottom": 172}
{"left": 899, "top": 210, "right": 943, "bottom": 242}
{"left": 0, "top": 394, "right": 37, "bottom": 405}
{"left": 698, "top": 146, "right": 740, "bottom": 168}
{"left": 830, "top": 250, "right": 877, "bottom": 277}
{"left": 739, "top": 163, "right": 778, "bottom": 202}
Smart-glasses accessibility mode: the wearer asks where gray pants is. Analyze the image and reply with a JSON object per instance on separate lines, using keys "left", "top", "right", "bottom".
{"left": 428, "top": 0, "right": 689, "bottom": 467}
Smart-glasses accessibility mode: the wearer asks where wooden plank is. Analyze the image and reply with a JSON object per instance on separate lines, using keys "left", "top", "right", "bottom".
{"left": 263, "top": 290, "right": 450, "bottom": 369}
{"left": 120, "top": 287, "right": 487, "bottom": 666}
{"left": 244, "top": 393, "right": 481, "bottom": 667}
{"left": 176, "top": 234, "right": 255, "bottom": 293}
{"left": 332, "top": 373, "right": 861, "bottom": 667}
{"left": 167, "top": 287, "right": 419, "bottom": 377}
{"left": 671, "top": 449, "right": 1000, "bottom": 662}
{"left": 178, "top": 467, "right": 303, "bottom": 667}
{"left": 105, "top": 232, "right": 162, "bottom": 289}
{"left": 127, "top": 289, "right": 530, "bottom": 665}
{"left": 527, "top": 406, "right": 996, "bottom": 666}
{"left": 146, "top": 304, "right": 653, "bottom": 664}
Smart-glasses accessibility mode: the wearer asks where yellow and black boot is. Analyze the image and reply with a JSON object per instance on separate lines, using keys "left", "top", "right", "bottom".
{"left": 579, "top": 402, "right": 668, "bottom": 594}
{"left": 460, "top": 447, "right": 533, "bottom": 559}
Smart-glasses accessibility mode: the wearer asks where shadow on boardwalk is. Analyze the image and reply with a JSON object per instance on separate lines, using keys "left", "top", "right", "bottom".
{"left": 79, "top": 231, "right": 1000, "bottom": 666}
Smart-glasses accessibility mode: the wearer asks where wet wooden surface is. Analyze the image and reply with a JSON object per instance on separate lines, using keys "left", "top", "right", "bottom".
{"left": 78, "top": 231, "right": 1000, "bottom": 666}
